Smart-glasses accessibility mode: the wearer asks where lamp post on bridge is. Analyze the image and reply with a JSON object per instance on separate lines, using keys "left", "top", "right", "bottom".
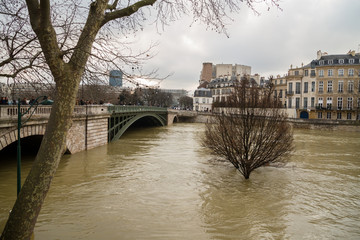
{"left": 17, "top": 96, "right": 46, "bottom": 196}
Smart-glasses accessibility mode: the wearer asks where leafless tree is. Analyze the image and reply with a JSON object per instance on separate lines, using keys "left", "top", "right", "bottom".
{"left": 202, "top": 77, "right": 293, "bottom": 179}
{"left": 0, "top": 1, "right": 281, "bottom": 239}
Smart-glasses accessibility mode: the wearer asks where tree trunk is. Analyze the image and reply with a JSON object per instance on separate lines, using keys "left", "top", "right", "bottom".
{"left": 1, "top": 72, "right": 80, "bottom": 240}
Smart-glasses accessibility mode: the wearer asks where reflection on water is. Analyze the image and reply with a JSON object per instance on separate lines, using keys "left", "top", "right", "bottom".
{"left": 0, "top": 124, "right": 360, "bottom": 239}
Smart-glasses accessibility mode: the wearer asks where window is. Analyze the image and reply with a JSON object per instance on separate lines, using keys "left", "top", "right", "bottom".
{"left": 326, "top": 97, "right": 332, "bottom": 109}
{"left": 195, "top": 98, "right": 199, "bottom": 103}
{"left": 304, "top": 82, "right": 308, "bottom": 93}
{"left": 304, "top": 97, "right": 308, "bottom": 108}
{"left": 304, "top": 70, "right": 309, "bottom": 76}
{"left": 348, "top": 69, "right": 354, "bottom": 76}
{"left": 319, "top": 60, "right": 324, "bottom": 65}
{"left": 328, "top": 59, "right": 333, "bottom": 64}
{"left": 279, "top": 90, "right": 283, "bottom": 98}
{"left": 339, "top": 59, "right": 344, "bottom": 64}
{"left": 327, "top": 112, "right": 332, "bottom": 119}
{"left": 338, "top": 69, "right": 344, "bottom": 76}
{"left": 318, "top": 97, "right": 323, "bottom": 108}
{"left": 337, "top": 97, "right": 343, "bottom": 110}
{"left": 311, "top": 70, "right": 316, "bottom": 77}
{"left": 347, "top": 113, "right": 352, "bottom": 120}
{"left": 337, "top": 112, "right": 342, "bottom": 120}
{"left": 288, "top": 98, "right": 292, "bottom": 108}
{"left": 319, "top": 81, "right": 324, "bottom": 93}
{"left": 348, "top": 81, "right": 354, "bottom": 93}
{"left": 328, "top": 69, "right": 333, "bottom": 76}
{"left": 319, "top": 69, "right": 324, "bottom": 77}
{"left": 327, "top": 81, "right": 333, "bottom": 93}
{"left": 274, "top": 90, "right": 277, "bottom": 97}
{"left": 347, "top": 97, "right": 353, "bottom": 110}
{"left": 296, "top": 82, "right": 301, "bottom": 94}
{"left": 295, "top": 70, "right": 299, "bottom": 76}
{"left": 318, "top": 112, "right": 322, "bottom": 119}
{"left": 288, "top": 82, "right": 293, "bottom": 94}
{"left": 311, "top": 81, "right": 315, "bottom": 92}
{"left": 311, "top": 97, "right": 315, "bottom": 108}
{"left": 338, "top": 81, "right": 343, "bottom": 93}
{"left": 296, "top": 98, "right": 300, "bottom": 109}
{"left": 202, "top": 98, "right": 206, "bottom": 103}
{"left": 280, "top": 79, "right": 283, "bottom": 84}
{"left": 349, "top": 59, "right": 355, "bottom": 64}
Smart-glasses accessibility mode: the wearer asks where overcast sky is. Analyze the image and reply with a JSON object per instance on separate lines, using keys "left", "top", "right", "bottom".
{"left": 129, "top": 0, "right": 360, "bottom": 93}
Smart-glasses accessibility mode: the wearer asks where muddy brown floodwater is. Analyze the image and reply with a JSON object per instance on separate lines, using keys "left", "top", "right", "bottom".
{"left": 1, "top": 123, "right": 360, "bottom": 239}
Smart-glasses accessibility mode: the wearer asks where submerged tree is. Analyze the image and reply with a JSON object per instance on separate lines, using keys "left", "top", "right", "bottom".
{"left": 1, "top": 0, "right": 281, "bottom": 239}
{"left": 202, "top": 77, "right": 293, "bottom": 179}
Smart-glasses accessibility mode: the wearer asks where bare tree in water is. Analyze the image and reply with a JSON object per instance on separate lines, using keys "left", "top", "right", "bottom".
{"left": 202, "top": 77, "right": 293, "bottom": 179}
{"left": 0, "top": 1, "right": 281, "bottom": 239}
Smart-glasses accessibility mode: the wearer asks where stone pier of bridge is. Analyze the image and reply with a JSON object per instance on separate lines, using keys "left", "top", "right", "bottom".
{"left": 0, "top": 105, "right": 109, "bottom": 154}
{"left": 0, "top": 105, "right": 184, "bottom": 154}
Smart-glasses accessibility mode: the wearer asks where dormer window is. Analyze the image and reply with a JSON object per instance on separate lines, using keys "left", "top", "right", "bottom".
{"left": 339, "top": 59, "right": 344, "bottom": 64}
{"left": 319, "top": 60, "right": 324, "bottom": 65}
{"left": 349, "top": 59, "right": 355, "bottom": 64}
{"left": 328, "top": 59, "right": 333, "bottom": 65}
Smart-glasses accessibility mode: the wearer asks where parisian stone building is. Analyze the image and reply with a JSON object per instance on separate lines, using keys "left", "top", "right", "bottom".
{"left": 273, "top": 50, "right": 360, "bottom": 120}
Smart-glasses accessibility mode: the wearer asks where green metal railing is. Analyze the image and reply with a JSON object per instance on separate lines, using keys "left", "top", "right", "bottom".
{"left": 108, "top": 105, "right": 167, "bottom": 113}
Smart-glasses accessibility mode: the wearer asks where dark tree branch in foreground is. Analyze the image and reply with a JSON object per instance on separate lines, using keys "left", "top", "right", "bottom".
{"left": 202, "top": 77, "right": 293, "bottom": 179}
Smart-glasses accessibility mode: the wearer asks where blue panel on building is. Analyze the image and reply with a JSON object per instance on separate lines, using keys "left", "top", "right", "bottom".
{"left": 109, "top": 70, "right": 123, "bottom": 87}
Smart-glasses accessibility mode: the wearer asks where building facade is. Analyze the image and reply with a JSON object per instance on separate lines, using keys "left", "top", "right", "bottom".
{"left": 281, "top": 50, "right": 360, "bottom": 120}
{"left": 193, "top": 88, "right": 212, "bottom": 112}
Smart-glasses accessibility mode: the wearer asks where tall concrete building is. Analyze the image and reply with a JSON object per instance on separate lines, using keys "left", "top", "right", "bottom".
{"left": 109, "top": 70, "right": 123, "bottom": 87}
{"left": 199, "top": 62, "right": 252, "bottom": 86}
{"left": 200, "top": 62, "right": 213, "bottom": 83}
{"left": 214, "top": 64, "right": 251, "bottom": 78}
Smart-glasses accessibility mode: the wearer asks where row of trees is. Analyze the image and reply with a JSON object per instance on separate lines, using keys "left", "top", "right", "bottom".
{"left": 118, "top": 88, "right": 173, "bottom": 107}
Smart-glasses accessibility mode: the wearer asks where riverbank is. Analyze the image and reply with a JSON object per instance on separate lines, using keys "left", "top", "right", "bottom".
{"left": 185, "top": 112, "right": 360, "bottom": 132}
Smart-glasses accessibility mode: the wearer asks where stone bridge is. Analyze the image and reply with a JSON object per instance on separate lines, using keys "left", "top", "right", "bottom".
{"left": 0, "top": 105, "right": 182, "bottom": 154}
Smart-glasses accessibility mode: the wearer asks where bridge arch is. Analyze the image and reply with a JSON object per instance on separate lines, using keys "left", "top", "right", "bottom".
{"left": 108, "top": 112, "right": 167, "bottom": 142}
{"left": 0, "top": 123, "right": 75, "bottom": 154}
{"left": 0, "top": 124, "right": 47, "bottom": 152}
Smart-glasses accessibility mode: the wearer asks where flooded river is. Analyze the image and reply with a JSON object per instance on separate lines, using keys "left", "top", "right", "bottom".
{"left": 1, "top": 123, "right": 360, "bottom": 239}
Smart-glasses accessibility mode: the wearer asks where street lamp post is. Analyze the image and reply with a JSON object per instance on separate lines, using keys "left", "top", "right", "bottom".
{"left": 17, "top": 96, "right": 46, "bottom": 196}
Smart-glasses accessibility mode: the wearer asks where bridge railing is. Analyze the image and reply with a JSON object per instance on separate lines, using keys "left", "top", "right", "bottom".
{"left": 0, "top": 105, "right": 52, "bottom": 119}
{"left": 0, "top": 105, "right": 112, "bottom": 120}
{"left": 0, "top": 105, "right": 168, "bottom": 120}
{"left": 108, "top": 105, "right": 167, "bottom": 113}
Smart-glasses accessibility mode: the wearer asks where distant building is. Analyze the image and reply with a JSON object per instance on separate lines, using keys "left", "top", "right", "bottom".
{"left": 199, "top": 62, "right": 252, "bottom": 86}
{"left": 271, "top": 75, "right": 287, "bottom": 108}
{"left": 200, "top": 62, "right": 213, "bottom": 83}
{"left": 109, "top": 70, "right": 123, "bottom": 87}
{"left": 193, "top": 88, "right": 212, "bottom": 112}
{"left": 208, "top": 75, "right": 237, "bottom": 103}
{"left": 214, "top": 64, "right": 251, "bottom": 78}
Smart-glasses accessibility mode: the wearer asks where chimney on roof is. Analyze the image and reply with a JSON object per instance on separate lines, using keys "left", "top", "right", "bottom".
{"left": 348, "top": 50, "right": 356, "bottom": 56}
{"left": 317, "top": 50, "right": 322, "bottom": 60}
